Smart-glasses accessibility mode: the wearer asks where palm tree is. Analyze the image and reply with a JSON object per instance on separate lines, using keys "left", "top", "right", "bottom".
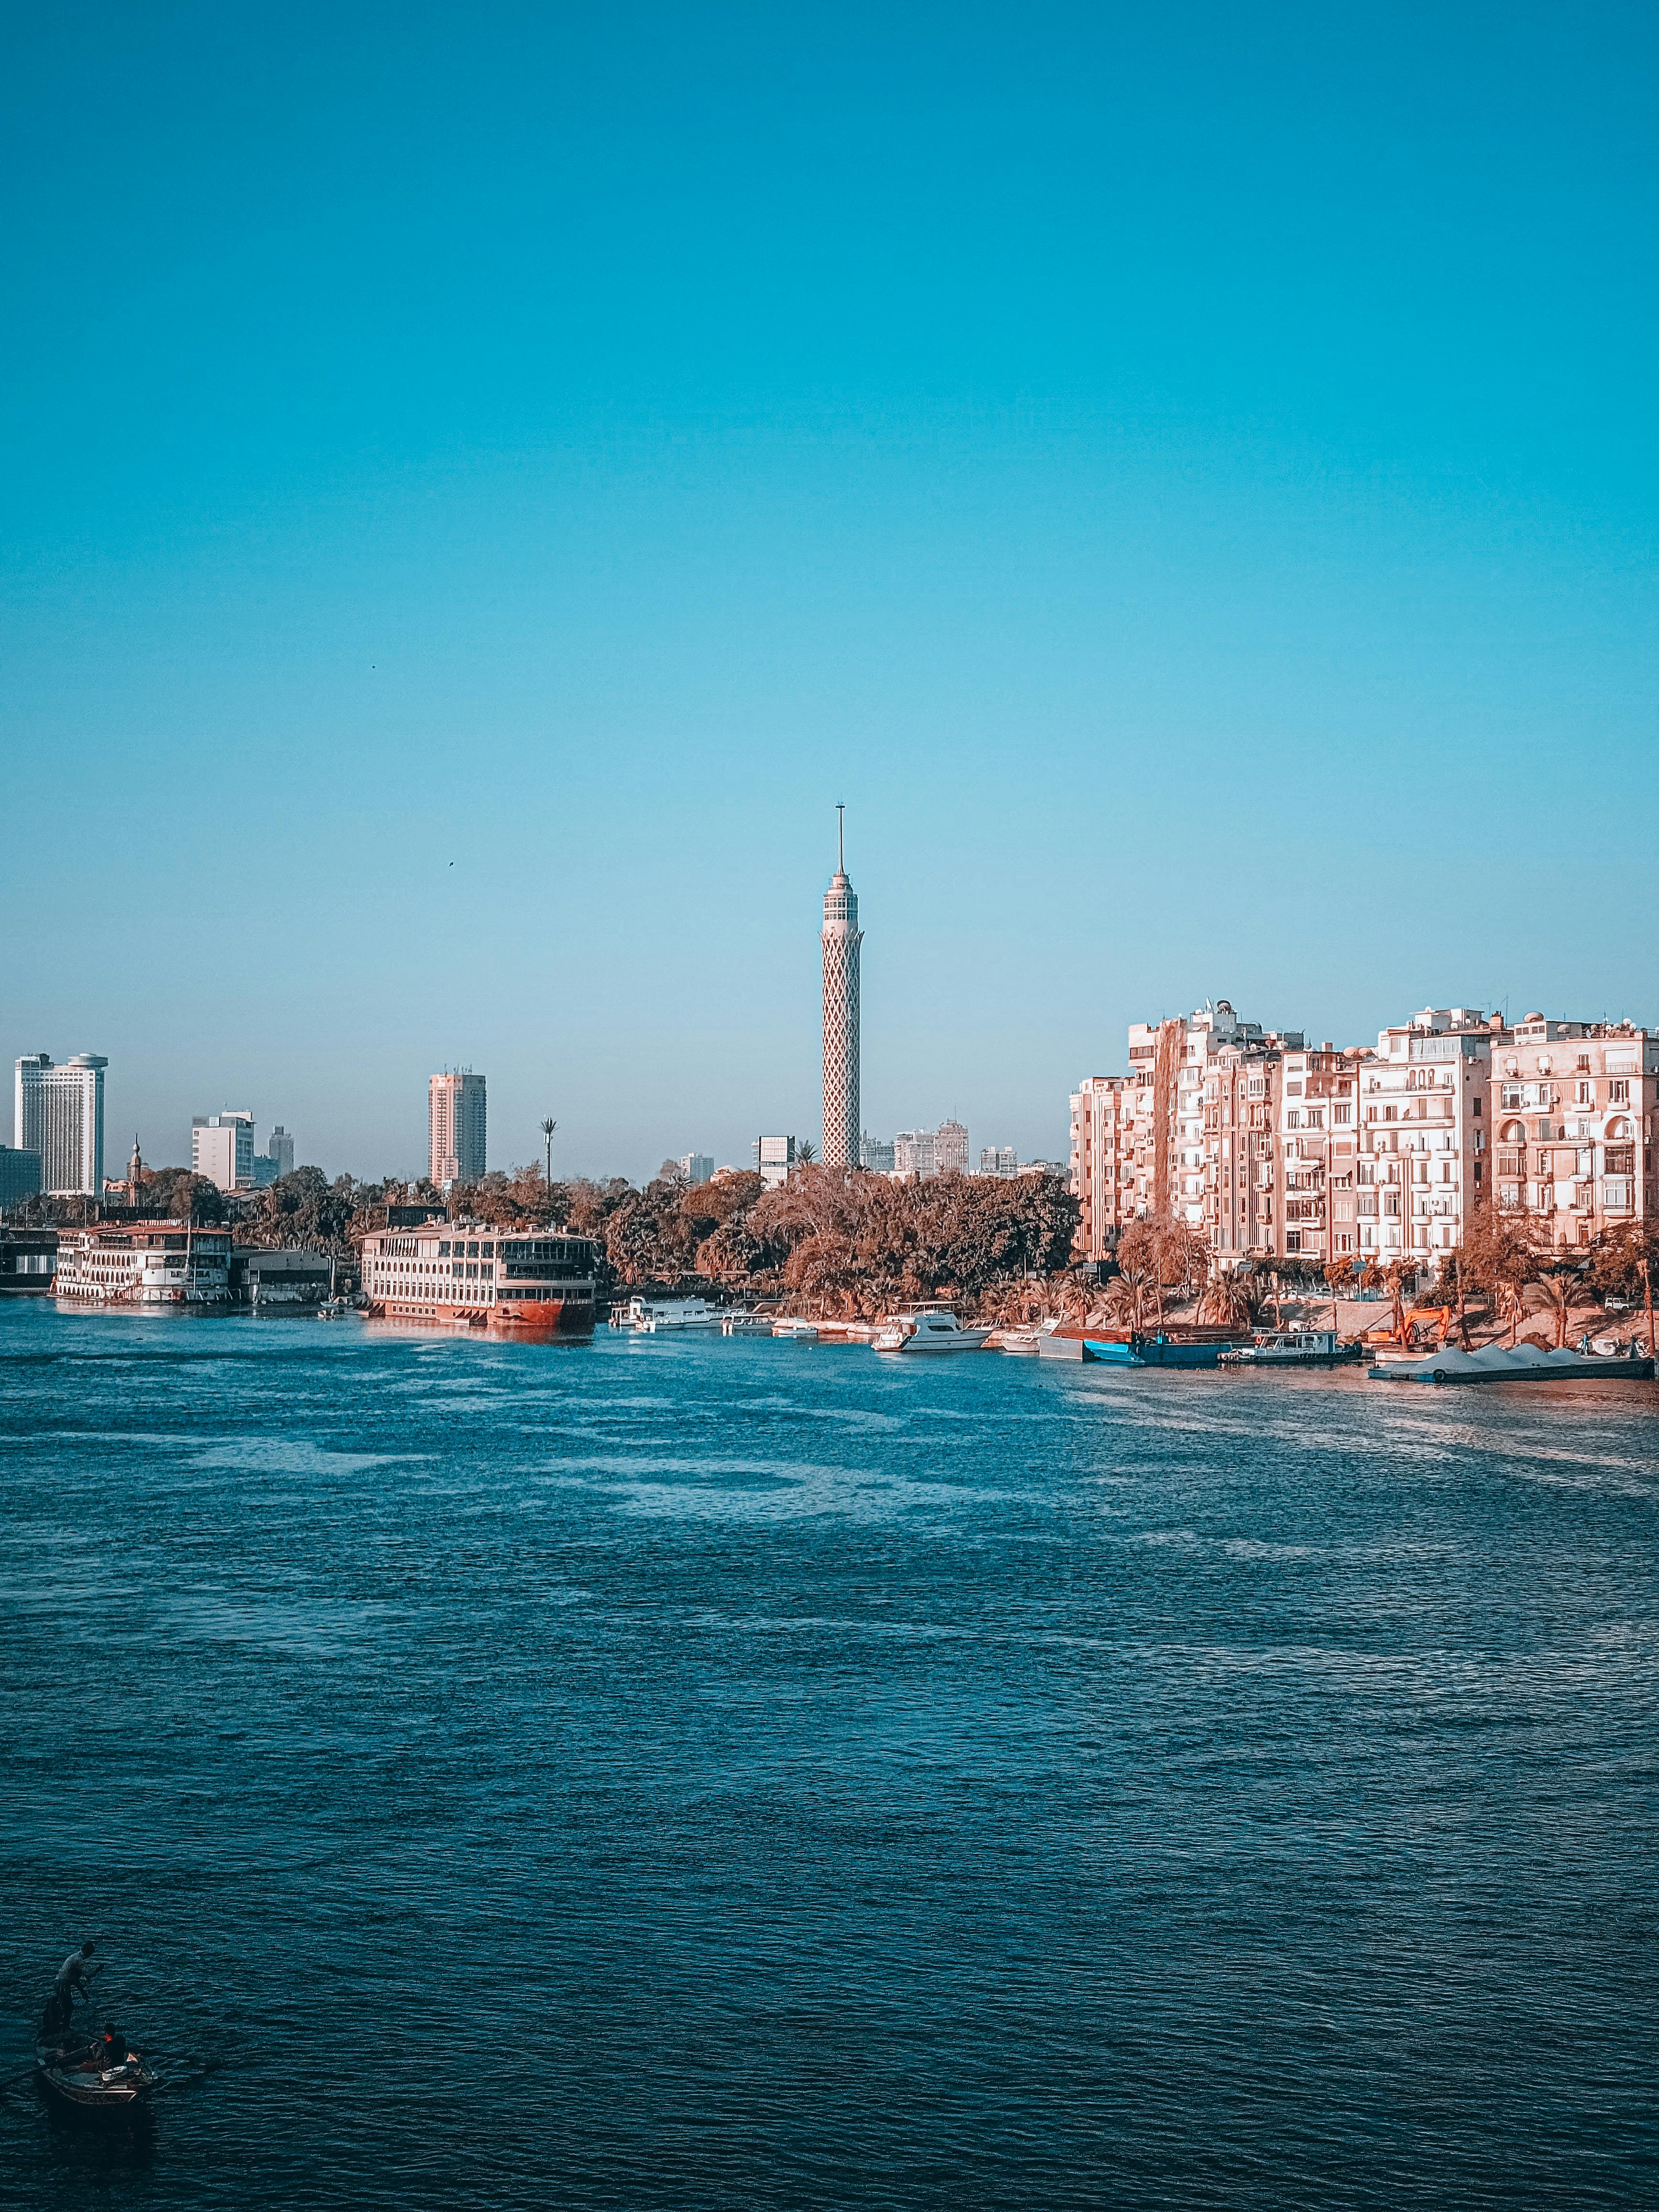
{"left": 1103, "top": 1265, "right": 1150, "bottom": 1332}
{"left": 796, "top": 1139, "right": 817, "bottom": 1167}
{"left": 1527, "top": 1271, "right": 1578, "bottom": 1349}
{"left": 1200, "top": 1266, "right": 1262, "bottom": 1331}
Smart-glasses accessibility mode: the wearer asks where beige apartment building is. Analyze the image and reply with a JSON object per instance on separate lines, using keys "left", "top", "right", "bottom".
{"left": 1071, "top": 1001, "right": 1305, "bottom": 1263}
{"left": 1073, "top": 999, "right": 1659, "bottom": 1273}
{"left": 1275, "top": 1044, "right": 1363, "bottom": 1261}
{"left": 1355, "top": 1008, "right": 1492, "bottom": 1267}
{"left": 1487, "top": 1013, "right": 1657, "bottom": 1248}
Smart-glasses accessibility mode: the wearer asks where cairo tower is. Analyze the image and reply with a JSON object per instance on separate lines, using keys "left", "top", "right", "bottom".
{"left": 820, "top": 804, "right": 863, "bottom": 1168}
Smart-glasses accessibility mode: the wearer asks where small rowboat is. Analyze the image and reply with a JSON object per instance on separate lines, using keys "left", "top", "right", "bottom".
{"left": 36, "top": 2037, "right": 156, "bottom": 2112}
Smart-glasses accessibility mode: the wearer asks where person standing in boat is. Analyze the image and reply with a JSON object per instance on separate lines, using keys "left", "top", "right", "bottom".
{"left": 42, "top": 1941, "right": 100, "bottom": 2037}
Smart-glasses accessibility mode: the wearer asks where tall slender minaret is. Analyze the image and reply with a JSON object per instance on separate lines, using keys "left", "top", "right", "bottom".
{"left": 821, "top": 802, "right": 863, "bottom": 1168}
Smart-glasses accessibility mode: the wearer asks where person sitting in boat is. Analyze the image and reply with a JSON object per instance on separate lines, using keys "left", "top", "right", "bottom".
{"left": 41, "top": 1941, "right": 99, "bottom": 2037}
{"left": 98, "top": 2027, "right": 133, "bottom": 2073}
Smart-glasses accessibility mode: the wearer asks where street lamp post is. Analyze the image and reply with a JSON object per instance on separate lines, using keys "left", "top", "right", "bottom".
{"left": 541, "top": 1118, "right": 557, "bottom": 1189}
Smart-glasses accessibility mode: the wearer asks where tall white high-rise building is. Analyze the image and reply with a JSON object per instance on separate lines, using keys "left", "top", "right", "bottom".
{"left": 821, "top": 804, "right": 863, "bottom": 1169}
{"left": 679, "top": 1153, "right": 714, "bottom": 1186}
{"left": 267, "top": 1126, "right": 295, "bottom": 1178}
{"left": 430, "top": 1069, "right": 487, "bottom": 1188}
{"left": 14, "top": 1052, "right": 107, "bottom": 1195}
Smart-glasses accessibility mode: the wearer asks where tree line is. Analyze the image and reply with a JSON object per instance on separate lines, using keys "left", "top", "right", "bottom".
{"left": 11, "top": 1156, "right": 1082, "bottom": 1310}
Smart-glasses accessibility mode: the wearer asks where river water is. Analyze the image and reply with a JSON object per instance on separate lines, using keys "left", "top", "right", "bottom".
{"left": 1, "top": 1301, "right": 1655, "bottom": 2209}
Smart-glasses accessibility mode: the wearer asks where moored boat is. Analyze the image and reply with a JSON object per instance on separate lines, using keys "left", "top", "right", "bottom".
{"left": 360, "top": 1221, "right": 597, "bottom": 1338}
{"left": 1368, "top": 1344, "right": 1656, "bottom": 1385}
{"left": 871, "top": 1309, "right": 991, "bottom": 1353}
{"left": 1220, "top": 1328, "right": 1362, "bottom": 1368}
{"left": 611, "top": 1295, "right": 724, "bottom": 1333}
{"left": 1083, "top": 1332, "right": 1232, "bottom": 1368}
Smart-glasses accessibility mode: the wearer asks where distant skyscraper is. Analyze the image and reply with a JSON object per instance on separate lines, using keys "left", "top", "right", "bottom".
{"left": 821, "top": 804, "right": 863, "bottom": 1169}
{"left": 192, "top": 1112, "right": 256, "bottom": 1192}
{"left": 860, "top": 1132, "right": 895, "bottom": 1173}
{"left": 267, "top": 1126, "right": 294, "bottom": 1178}
{"left": 430, "top": 1070, "right": 487, "bottom": 1188}
{"left": 935, "top": 1120, "right": 969, "bottom": 1177}
{"left": 679, "top": 1153, "right": 714, "bottom": 1186}
{"left": 979, "top": 1146, "right": 1018, "bottom": 1178}
{"left": 0, "top": 1147, "right": 42, "bottom": 1209}
{"left": 15, "top": 1052, "right": 107, "bottom": 1195}
{"left": 893, "top": 1129, "right": 936, "bottom": 1178}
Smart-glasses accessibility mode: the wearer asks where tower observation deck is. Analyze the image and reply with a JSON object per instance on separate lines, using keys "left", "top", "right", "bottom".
{"left": 821, "top": 805, "right": 863, "bottom": 1169}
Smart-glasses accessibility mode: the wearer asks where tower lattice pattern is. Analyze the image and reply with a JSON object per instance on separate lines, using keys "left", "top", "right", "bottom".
{"left": 821, "top": 868, "right": 862, "bottom": 1169}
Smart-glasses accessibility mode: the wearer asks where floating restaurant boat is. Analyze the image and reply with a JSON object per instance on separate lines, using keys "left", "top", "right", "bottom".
{"left": 719, "top": 1311, "right": 774, "bottom": 1336}
{"left": 871, "top": 1309, "right": 991, "bottom": 1353}
{"left": 1220, "top": 1328, "right": 1363, "bottom": 1368}
{"left": 1369, "top": 1344, "right": 1656, "bottom": 1385}
{"left": 35, "top": 2036, "right": 156, "bottom": 2113}
{"left": 53, "top": 1223, "right": 233, "bottom": 1308}
{"left": 359, "top": 1221, "right": 597, "bottom": 1337}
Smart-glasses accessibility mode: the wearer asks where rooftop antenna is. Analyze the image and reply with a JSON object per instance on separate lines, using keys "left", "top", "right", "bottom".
{"left": 836, "top": 800, "right": 845, "bottom": 874}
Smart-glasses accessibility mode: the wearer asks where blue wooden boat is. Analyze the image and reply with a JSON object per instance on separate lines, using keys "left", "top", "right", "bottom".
{"left": 1083, "top": 1333, "right": 1229, "bottom": 1369}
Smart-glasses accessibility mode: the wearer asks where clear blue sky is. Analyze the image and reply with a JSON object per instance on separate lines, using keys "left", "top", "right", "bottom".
{"left": 5, "top": 2, "right": 1655, "bottom": 1181}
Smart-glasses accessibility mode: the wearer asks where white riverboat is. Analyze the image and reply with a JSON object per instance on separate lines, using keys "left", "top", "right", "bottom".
{"left": 871, "top": 1308, "right": 992, "bottom": 1354}
{"left": 611, "top": 1295, "right": 725, "bottom": 1333}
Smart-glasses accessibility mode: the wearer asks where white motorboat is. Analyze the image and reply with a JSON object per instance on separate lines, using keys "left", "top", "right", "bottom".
{"left": 989, "top": 1318, "right": 1062, "bottom": 1356}
{"left": 719, "top": 1312, "right": 774, "bottom": 1336}
{"left": 611, "top": 1295, "right": 725, "bottom": 1333}
{"left": 772, "top": 1319, "right": 819, "bottom": 1342}
{"left": 1220, "top": 1328, "right": 1361, "bottom": 1368}
{"left": 871, "top": 1308, "right": 992, "bottom": 1354}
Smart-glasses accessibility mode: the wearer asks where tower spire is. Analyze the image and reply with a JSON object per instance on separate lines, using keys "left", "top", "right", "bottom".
{"left": 837, "top": 800, "right": 844, "bottom": 874}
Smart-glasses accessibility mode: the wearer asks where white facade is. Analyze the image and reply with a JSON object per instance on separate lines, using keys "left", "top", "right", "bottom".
{"left": 979, "top": 1146, "right": 1018, "bottom": 1177}
{"left": 55, "top": 1223, "right": 232, "bottom": 1305}
{"left": 935, "top": 1120, "right": 969, "bottom": 1177}
{"left": 893, "top": 1129, "right": 936, "bottom": 1178}
{"left": 1486, "top": 1015, "right": 1657, "bottom": 1250}
{"left": 192, "top": 1112, "right": 256, "bottom": 1192}
{"left": 860, "top": 1132, "right": 895, "bottom": 1173}
{"left": 430, "top": 1070, "right": 487, "bottom": 1188}
{"left": 754, "top": 1135, "right": 796, "bottom": 1191}
{"left": 14, "top": 1053, "right": 107, "bottom": 1195}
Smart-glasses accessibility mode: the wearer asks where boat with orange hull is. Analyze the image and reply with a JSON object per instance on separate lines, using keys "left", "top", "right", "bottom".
{"left": 358, "top": 1221, "right": 598, "bottom": 1339}
{"left": 487, "top": 1291, "right": 594, "bottom": 1338}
